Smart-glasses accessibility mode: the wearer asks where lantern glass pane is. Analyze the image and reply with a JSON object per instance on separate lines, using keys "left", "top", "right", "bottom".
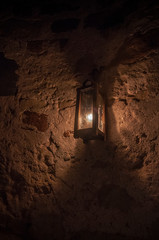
{"left": 98, "top": 94, "right": 105, "bottom": 133}
{"left": 78, "top": 89, "right": 93, "bottom": 129}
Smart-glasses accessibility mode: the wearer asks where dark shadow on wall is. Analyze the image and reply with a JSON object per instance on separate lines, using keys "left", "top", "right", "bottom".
{"left": 0, "top": 52, "right": 19, "bottom": 96}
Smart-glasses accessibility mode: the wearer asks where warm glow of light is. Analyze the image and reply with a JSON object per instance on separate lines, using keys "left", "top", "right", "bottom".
{"left": 86, "top": 113, "right": 93, "bottom": 122}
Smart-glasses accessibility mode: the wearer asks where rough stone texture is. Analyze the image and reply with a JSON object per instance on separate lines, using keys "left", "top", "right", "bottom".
{"left": 0, "top": 0, "right": 159, "bottom": 240}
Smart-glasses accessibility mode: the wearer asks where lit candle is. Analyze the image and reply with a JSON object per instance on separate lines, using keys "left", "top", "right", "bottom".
{"left": 86, "top": 113, "right": 93, "bottom": 122}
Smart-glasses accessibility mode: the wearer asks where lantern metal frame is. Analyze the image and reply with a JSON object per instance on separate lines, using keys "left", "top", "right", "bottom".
{"left": 74, "top": 80, "right": 106, "bottom": 141}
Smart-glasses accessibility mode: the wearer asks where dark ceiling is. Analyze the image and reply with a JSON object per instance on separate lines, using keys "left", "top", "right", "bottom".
{"left": 1, "top": 0, "right": 157, "bottom": 21}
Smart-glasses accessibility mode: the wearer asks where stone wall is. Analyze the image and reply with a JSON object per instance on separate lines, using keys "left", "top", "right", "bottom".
{"left": 0, "top": 0, "right": 159, "bottom": 239}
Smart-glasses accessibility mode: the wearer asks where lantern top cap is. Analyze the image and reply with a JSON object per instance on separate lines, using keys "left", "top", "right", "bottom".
{"left": 83, "top": 79, "right": 94, "bottom": 88}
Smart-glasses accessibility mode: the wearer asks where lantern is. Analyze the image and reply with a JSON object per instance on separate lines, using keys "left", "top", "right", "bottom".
{"left": 74, "top": 80, "right": 105, "bottom": 141}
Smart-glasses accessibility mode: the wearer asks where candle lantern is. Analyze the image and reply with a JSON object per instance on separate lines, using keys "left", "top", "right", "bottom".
{"left": 74, "top": 80, "right": 105, "bottom": 141}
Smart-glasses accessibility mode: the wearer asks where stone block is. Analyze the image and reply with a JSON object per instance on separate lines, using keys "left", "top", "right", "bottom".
{"left": 22, "top": 111, "right": 49, "bottom": 132}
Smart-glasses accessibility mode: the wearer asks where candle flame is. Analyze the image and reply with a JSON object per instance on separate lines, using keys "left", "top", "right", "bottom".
{"left": 86, "top": 113, "right": 93, "bottom": 122}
